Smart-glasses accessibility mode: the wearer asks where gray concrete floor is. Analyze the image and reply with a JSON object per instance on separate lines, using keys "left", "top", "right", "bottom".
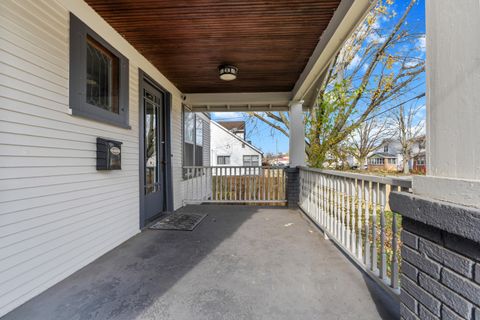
{"left": 3, "top": 205, "right": 399, "bottom": 320}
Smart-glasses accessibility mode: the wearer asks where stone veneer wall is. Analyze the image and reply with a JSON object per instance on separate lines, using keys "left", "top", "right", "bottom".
{"left": 390, "top": 192, "right": 480, "bottom": 320}
{"left": 285, "top": 167, "right": 300, "bottom": 208}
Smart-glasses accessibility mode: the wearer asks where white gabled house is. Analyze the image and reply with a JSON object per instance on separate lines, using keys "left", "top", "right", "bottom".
{"left": 367, "top": 136, "right": 426, "bottom": 172}
{"left": 210, "top": 120, "right": 263, "bottom": 168}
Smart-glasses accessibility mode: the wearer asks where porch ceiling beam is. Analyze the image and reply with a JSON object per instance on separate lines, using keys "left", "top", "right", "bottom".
{"left": 184, "top": 92, "right": 292, "bottom": 112}
{"left": 291, "top": 0, "right": 374, "bottom": 102}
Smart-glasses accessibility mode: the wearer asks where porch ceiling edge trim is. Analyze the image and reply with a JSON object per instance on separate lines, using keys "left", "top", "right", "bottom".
{"left": 292, "top": 0, "right": 375, "bottom": 101}
{"left": 184, "top": 92, "right": 292, "bottom": 112}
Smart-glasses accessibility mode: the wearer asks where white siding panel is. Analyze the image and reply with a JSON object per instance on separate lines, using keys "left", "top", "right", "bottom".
{"left": 0, "top": 0, "right": 185, "bottom": 316}
{"left": 171, "top": 96, "right": 184, "bottom": 209}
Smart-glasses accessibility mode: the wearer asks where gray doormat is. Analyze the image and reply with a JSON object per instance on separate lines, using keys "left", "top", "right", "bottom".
{"left": 149, "top": 212, "right": 207, "bottom": 231}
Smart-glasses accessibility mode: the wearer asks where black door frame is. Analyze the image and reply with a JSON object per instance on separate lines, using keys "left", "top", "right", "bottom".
{"left": 139, "top": 69, "right": 174, "bottom": 228}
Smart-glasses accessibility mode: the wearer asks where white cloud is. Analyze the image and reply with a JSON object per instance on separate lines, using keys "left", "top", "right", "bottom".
{"left": 367, "top": 32, "right": 386, "bottom": 44}
{"left": 351, "top": 54, "right": 361, "bottom": 67}
{"left": 417, "top": 35, "right": 426, "bottom": 52}
{"left": 405, "top": 60, "right": 418, "bottom": 68}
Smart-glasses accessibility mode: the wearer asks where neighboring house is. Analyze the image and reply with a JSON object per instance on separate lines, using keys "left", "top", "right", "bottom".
{"left": 412, "top": 151, "right": 426, "bottom": 174}
{"left": 210, "top": 121, "right": 263, "bottom": 171}
{"left": 367, "top": 152, "right": 398, "bottom": 171}
{"left": 367, "top": 136, "right": 426, "bottom": 172}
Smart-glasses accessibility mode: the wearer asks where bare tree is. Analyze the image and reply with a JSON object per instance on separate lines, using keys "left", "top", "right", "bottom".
{"left": 249, "top": 0, "right": 424, "bottom": 167}
{"left": 390, "top": 103, "right": 425, "bottom": 174}
{"left": 347, "top": 117, "right": 392, "bottom": 170}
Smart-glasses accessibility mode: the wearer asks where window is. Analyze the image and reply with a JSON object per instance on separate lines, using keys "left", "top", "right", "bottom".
{"left": 183, "top": 107, "right": 205, "bottom": 178}
{"left": 383, "top": 145, "right": 389, "bottom": 152}
{"left": 243, "top": 155, "right": 260, "bottom": 166}
{"left": 217, "top": 156, "right": 230, "bottom": 165}
{"left": 369, "top": 157, "right": 385, "bottom": 165}
{"left": 388, "top": 158, "right": 396, "bottom": 164}
{"left": 69, "top": 14, "right": 129, "bottom": 128}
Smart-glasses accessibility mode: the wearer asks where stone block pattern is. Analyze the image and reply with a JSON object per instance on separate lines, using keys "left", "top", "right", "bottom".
{"left": 400, "top": 218, "right": 480, "bottom": 320}
{"left": 285, "top": 167, "right": 300, "bottom": 208}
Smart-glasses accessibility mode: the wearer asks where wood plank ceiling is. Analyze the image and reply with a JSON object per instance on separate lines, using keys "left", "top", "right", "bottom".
{"left": 86, "top": 0, "right": 341, "bottom": 93}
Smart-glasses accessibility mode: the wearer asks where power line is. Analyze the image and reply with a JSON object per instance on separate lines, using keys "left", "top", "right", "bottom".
{"left": 363, "top": 92, "right": 425, "bottom": 122}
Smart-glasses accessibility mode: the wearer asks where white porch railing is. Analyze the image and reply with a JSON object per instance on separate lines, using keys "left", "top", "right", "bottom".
{"left": 298, "top": 167, "right": 412, "bottom": 298}
{"left": 183, "top": 166, "right": 287, "bottom": 204}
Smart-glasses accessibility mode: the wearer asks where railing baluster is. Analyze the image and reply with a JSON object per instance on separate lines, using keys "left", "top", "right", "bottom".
{"left": 379, "top": 183, "right": 387, "bottom": 281}
{"left": 338, "top": 177, "right": 342, "bottom": 239}
{"left": 329, "top": 176, "right": 332, "bottom": 233}
{"left": 228, "top": 167, "right": 233, "bottom": 201}
{"left": 268, "top": 168, "right": 272, "bottom": 201}
{"left": 185, "top": 168, "right": 189, "bottom": 204}
{"left": 364, "top": 180, "right": 370, "bottom": 267}
{"left": 345, "top": 178, "right": 350, "bottom": 250}
{"left": 332, "top": 176, "right": 336, "bottom": 236}
{"left": 209, "top": 167, "right": 212, "bottom": 200}
{"left": 315, "top": 172, "right": 319, "bottom": 222}
{"left": 322, "top": 174, "right": 326, "bottom": 228}
{"left": 258, "top": 167, "right": 261, "bottom": 200}
{"left": 253, "top": 167, "right": 257, "bottom": 201}
{"left": 341, "top": 178, "right": 345, "bottom": 246}
{"left": 371, "top": 182, "right": 378, "bottom": 273}
{"left": 308, "top": 171, "right": 311, "bottom": 213}
{"left": 351, "top": 178, "right": 356, "bottom": 256}
{"left": 244, "top": 168, "right": 247, "bottom": 201}
{"left": 190, "top": 168, "right": 194, "bottom": 201}
{"left": 357, "top": 180, "right": 363, "bottom": 261}
{"left": 391, "top": 212, "right": 399, "bottom": 289}
{"left": 234, "top": 167, "right": 237, "bottom": 201}
{"left": 196, "top": 168, "right": 200, "bottom": 200}
{"left": 248, "top": 167, "right": 251, "bottom": 201}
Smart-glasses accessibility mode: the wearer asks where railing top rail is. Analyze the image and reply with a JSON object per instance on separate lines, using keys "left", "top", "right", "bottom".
{"left": 298, "top": 166, "right": 412, "bottom": 188}
{"left": 183, "top": 166, "right": 285, "bottom": 169}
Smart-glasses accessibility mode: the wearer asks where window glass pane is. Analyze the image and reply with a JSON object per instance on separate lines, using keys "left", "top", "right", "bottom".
{"left": 184, "top": 143, "right": 194, "bottom": 166}
{"left": 184, "top": 112, "right": 194, "bottom": 144}
{"left": 145, "top": 100, "right": 157, "bottom": 194}
{"left": 218, "top": 156, "right": 230, "bottom": 165}
{"left": 195, "top": 145, "right": 203, "bottom": 166}
{"left": 196, "top": 118, "right": 203, "bottom": 146}
{"left": 86, "top": 36, "right": 119, "bottom": 113}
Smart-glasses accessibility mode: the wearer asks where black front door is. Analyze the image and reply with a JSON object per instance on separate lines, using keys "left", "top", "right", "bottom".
{"left": 142, "top": 80, "right": 165, "bottom": 222}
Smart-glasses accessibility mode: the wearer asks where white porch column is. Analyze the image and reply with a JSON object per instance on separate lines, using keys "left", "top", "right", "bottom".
{"left": 288, "top": 100, "right": 305, "bottom": 167}
{"left": 413, "top": 0, "right": 480, "bottom": 208}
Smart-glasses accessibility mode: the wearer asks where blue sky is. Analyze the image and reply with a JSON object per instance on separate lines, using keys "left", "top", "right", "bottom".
{"left": 211, "top": 0, "right": 426, "bottom": 154}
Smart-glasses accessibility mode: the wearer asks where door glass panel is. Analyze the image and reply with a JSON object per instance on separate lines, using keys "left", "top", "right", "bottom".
{"left": 145, "top": 91, "right": 157, "bottom": 194}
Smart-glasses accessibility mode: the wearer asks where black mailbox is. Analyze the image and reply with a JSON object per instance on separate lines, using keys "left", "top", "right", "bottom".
{"left": 96, "top": 138, "right": 122, "bottom": 170}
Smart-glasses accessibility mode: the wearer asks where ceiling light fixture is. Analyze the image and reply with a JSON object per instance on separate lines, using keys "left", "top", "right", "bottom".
{"left": 219, "top": 65, "right": 238, "bottom": 81}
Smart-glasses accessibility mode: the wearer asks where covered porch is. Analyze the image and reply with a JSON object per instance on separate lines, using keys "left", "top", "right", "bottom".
{"left": 1, "top": 0, "right": 479, "bottom": 318}
{"left": 3, "top": 205, "right": 397, "bottom": 320}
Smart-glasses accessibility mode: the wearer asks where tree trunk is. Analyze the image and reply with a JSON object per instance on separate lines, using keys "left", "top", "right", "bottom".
{"left": 403, "top": 157, "right": 409, "bottom": 174}
{"left": 358, "top": 157, "right": 366, "bottom": 170}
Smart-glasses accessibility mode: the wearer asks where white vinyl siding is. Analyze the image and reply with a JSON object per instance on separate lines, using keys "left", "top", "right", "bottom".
{"left": 0, "top": 0, "right": 185, "bottom": 316}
